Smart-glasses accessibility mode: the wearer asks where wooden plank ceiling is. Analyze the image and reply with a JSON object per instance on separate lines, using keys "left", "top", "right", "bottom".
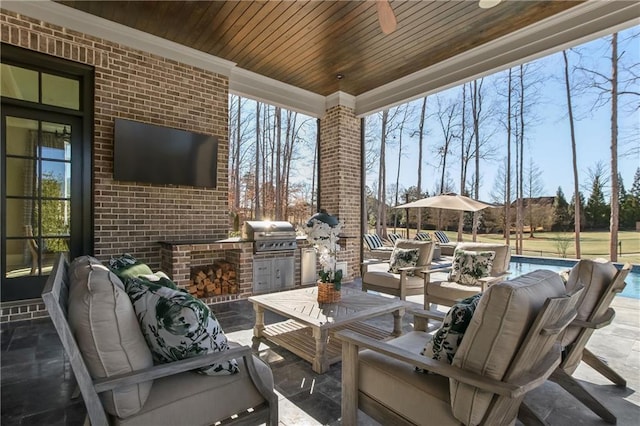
{"left": 57, "top": 0, "right": 581, "bottom": 97}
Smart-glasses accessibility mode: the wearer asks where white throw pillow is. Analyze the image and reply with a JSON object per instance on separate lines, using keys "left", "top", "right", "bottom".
{"left": 125, "top": 277, "right": 239, "bottom": 375}
{"left": 447, "top": 249, "right": 496, "bottom": 285}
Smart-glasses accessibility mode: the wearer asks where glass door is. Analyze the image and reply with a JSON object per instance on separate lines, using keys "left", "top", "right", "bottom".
{"left": 2, "top": 107, "right": 81, "bottom": 300}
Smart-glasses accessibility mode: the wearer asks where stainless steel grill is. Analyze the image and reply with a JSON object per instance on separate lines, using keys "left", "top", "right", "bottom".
{"left": 242, "top": 221, "right": 298, "bottom": 252}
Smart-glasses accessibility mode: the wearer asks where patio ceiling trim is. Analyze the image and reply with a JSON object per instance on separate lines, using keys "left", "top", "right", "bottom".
{"left": 3, "top": 1, "right": 638, "bottom": 120}
{"left": 355, "top": 0, "right": 640, "bottom": 117}
{"left": 1, "top": 0, "right": 237, "bottom": 76}
{"left": 230, "top": 67, "right": 326, "bottom": 118}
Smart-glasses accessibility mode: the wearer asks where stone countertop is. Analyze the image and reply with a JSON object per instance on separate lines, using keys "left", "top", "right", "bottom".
{"left": 158, "top": 238, "right": 250, "bottom": 246}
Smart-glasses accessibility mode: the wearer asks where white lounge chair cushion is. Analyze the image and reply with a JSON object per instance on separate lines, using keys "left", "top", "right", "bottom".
{"left": 359, "top": 332, "right": 458, "bottom": 425}
{"left": 115, "top": 345, "right": 273, "bottom": 426}
{"left": 560, "top": 258, "right": 619, "bottom": 348}
{"left": 68, "top": 256, "right": 153, "bottom": 418}
{"left": 449, "top": 269, "right": 565, "bottom": 425}
{"left": 427, "top": 277, "right": 482, "bottom": 302}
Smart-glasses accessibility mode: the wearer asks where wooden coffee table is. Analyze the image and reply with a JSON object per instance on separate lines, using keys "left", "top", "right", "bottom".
{"left": 249, "top": 286, "right": 407, "bottom": 373}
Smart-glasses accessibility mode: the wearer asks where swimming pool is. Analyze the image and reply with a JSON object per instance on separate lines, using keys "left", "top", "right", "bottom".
{"left": 510, "top": 256, "right": 640, "bottom": 299}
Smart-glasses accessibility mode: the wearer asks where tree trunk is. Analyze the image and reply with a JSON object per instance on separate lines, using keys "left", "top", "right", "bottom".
{"left": 563, "top": 50, "right": 582, "bottom": 258}
{"left": 517, "top": 65, "right": 525, "bottom": 255}
{"left": 458, "top": 83, "right": 467, "bottom": 242}
{"left": 394, "top": 106, "right": 409, "bottom": 233}
{"left": 234, "top": 96, "right": 241, "bottom": 211}
{"left": 377, "top": 110, "right": 388, "bottom": 238}
{"left": 254, "top": 102, "right": 261, "bottom": 219}
{"left": 417, "top": 97, "right": 427, "bottom": 233}
{"left": 275, "top": 106, "right": 282, "bottom": 220}
{"left": 609, "top": 33, "right": 619, "bottom": 262}
{"left": 506, "top": 68, "right": 512, "bottom": 245}
{"left": 472, "top": 80, "right": 481, "bottom": 242}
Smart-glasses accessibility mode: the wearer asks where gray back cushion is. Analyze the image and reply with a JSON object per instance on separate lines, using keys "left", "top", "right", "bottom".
{"left": 68, "top": 256, "right": 153, "bottom": 418}
{"left": 449, "top": 269, "right": 565, "bottom": 425}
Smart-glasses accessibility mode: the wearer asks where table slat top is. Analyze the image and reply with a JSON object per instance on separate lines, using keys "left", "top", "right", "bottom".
{"left": 249, "top": 287, "right": 407, "bottom": 328}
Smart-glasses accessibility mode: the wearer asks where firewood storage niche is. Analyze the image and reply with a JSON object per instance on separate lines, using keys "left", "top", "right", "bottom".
{"left": 189, "top": 261, "right": 238, "bottom": 298}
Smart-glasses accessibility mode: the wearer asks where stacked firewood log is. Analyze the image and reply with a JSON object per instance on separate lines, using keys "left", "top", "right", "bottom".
{"left": 188, "top": 261, "right": 237, "bottom": 298}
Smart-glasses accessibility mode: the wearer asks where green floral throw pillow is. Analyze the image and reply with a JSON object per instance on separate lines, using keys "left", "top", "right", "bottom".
{"left": 136, "top": 271, "right": 181, "bottom": 290}
{"left": 420, "top": 293, "right": 483, "bottom": 365}
{"left": 109, "top": 253, "right": 153, "bottom": 279}
{"left": 388, "top": 247, "right": 420, "bottom": 275}
{"left": 125, "top": 277, "right": 239, "bottom": 375}
{"left": 447, "top": 249, "right": 496, "bottom": 285}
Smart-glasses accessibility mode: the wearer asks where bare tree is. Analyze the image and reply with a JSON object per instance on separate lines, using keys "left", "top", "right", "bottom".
{"left": 393, "top": 104, "right": 414, "bottom": 232}
{"left": 524, "top": 159, "right": 545, "bottom": 238}
{"left": 457, "top": 83, "right": 472, "bottom": 241}
{"left": 576, "top": 31, "right": 640, "bottom": 260}
{"left": 505, "top": 69, "right": 513, "bottom": 244}
{"left": 433, "top": 95, "right": 459, "bottom": 229}
{"left": 376, "top": 110, "right": 389, "bottom": 237}
{"left": 274, "top": 106, "right": 282, "bottom": 219}
{"left": 415, "top": 96, "right": 428, "bottom": 232}
{"left": 562, "top": 50, "right": 582, "bottom": 258}
{"left": 471, "top": 78, "right": 484, "bottom": 241}
{"left": 254, "top": 102, "right": 261, "bottom": 219}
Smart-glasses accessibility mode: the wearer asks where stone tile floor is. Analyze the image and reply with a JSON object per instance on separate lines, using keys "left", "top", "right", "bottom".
{"left": 1, "top": 279, "right": 639, "bottom": 425}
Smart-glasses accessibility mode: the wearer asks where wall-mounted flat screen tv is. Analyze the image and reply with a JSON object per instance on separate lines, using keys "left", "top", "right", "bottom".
{"left": 113, "top": 118, "right": 218, "bottom": 188}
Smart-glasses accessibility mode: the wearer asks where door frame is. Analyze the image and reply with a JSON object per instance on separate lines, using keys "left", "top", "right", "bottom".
{"left": 1, "top": 44, "right": 93, "bottom": 301}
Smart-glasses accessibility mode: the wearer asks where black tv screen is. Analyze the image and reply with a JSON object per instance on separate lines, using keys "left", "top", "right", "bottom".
{"left": 113, "top": 118, "right": 218, "bottom": 188}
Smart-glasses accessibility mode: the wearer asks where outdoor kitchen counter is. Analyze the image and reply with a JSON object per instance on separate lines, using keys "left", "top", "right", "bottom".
{"left": 158, "top": 238, "right": 310, "bottom": 303}
{"left": 158, "top": 238, "right": 250, "bottom": 250}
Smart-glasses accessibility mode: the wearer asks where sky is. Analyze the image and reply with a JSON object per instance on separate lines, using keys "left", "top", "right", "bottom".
{"left": 365, "top": 26, "right": 640, "bottom": 204}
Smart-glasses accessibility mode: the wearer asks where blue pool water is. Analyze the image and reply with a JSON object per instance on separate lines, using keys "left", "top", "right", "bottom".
{"left": 510, "top": 256, "right": 640, "bottom": 299}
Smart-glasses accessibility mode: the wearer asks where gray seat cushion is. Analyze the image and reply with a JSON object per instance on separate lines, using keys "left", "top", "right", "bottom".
{"left": 359, "top": 332, "right": 457, "bottom": 425}
{"left": 363, "top": 263, "right": 425, "bottom": 291}
{"left": 116, "top": 351, "right": 274, "bottom": 426}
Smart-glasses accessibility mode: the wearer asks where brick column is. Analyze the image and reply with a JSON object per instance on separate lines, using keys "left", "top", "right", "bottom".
{"left": 319, "top": 105, "right": 362, "bottom": 279}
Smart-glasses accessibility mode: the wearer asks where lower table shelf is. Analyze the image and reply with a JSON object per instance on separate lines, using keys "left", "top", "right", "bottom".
{"left": 260, "top": 319, "right": 393, "bottom": 369}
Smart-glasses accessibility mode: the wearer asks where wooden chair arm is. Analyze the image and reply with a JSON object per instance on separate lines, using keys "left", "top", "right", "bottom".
{"left": 509, "top": 343, "right": 563, "bottom": 394}
{"left": 571, "top": 308, "right": 615, "bottom": 329}
{"left": 408, "top": 308, "right": 446, "bottom": 323}
{"left": 93, "top": 345, "right": 254, "bottom": 393}
{"left": 478, "top": 273, "right": 509, "bottom": 291}
{"left": 361, "top": 259, "right": 389, "bottom": 266}
{"left": 361, "top": 259, "right": 389, "bottom": 274}
{"left": 337, "top": 330, "right": 526, "bottom": 398}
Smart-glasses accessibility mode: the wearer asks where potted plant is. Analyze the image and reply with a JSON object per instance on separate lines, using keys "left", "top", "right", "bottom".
{"left": 305, "top": 210, "right": 343, "bottom": 303}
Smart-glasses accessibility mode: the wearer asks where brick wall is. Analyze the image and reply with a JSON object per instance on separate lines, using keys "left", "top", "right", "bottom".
{"left": 1, "top": 10, "right": 230, "bottom": 270}
{"left": 319, "top": 105, "right": 362, "bottom": 278}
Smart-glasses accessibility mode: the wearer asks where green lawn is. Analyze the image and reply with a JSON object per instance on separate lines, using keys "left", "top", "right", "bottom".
{"left": 384, "top": 228, "right": 640, "bottom": 265}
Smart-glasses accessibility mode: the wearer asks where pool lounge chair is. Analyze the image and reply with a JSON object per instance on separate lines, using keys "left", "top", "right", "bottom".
{"left": 433, "top": 230, "right": 457, "bottom": 255}
{"left": 414, "top": 231, "right": 432, "bottom": 241}
{"left": 362, "top": 233, "right": 394, "bottom": 260}
{"left": 387, "top": 232, "right": 403, "bottom": 245}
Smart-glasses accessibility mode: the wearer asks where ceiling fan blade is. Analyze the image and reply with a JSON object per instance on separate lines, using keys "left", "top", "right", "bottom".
{"left": 376, "top": 0, "right": 397, "bottom": 35}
